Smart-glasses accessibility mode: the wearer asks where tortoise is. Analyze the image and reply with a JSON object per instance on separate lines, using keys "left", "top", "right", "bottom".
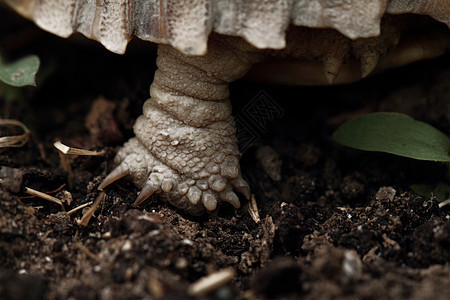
{"left": 5, "top": 0, "right": 450, "bottom": 215}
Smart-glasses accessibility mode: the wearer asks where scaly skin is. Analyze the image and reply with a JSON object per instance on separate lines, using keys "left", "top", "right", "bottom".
{"left": 4, "top": 1, "right": 449, "bottom": 215}
{"left": 100, "top": 36, "right": 263, "bottom": 215}
{"left": 100, "top": 17, "right": 445, "bottom": 214}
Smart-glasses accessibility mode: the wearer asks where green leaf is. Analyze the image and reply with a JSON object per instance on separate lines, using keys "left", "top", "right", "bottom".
{"left": 332, "top": 112, "right": 450, "bottom": 162}
{"left": 0, "top": 55, "right": 40, "bottom": 87}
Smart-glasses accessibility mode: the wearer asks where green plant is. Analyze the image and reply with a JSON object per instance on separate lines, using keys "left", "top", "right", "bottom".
{"left": 332, "top": 112, "right": 450, "bottom": 162}
{"left": 0, "top": 53, "right": 41, "bottom": 120}
{"left": 0, "top": 54, "right": 40, "bottom": 87}
{"left": 332, "top": 112, "right": 450, "bottom": 204}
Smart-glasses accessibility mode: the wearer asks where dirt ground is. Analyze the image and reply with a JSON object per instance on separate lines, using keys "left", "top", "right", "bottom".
{"left": 1, "top": 6, "right": 450, "bottom": 300}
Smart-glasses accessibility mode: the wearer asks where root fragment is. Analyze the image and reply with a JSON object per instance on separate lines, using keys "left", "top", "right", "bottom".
{"left": 67, "top": 201, "right": 93, "bottom": 215}
{"left": 0, "top": 119, "right": 30, "bottom": 148}
{"left": 74, "top": 241, "right": 98, "bottom": 260}
{"left": 24, "top": 187, "right": 65, "bottom": 210}
{"left": 77, "top": 192, "right": 105, "bottom": 227}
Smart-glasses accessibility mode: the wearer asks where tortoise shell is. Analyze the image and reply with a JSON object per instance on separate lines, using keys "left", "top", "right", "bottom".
{"left": 5, "top": 0, "right": 450, "bottom": 55}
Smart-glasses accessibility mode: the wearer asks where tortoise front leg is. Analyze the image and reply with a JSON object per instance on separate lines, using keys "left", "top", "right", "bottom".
{"left": 100, "top": 37, "right": 262, "bottom": 215}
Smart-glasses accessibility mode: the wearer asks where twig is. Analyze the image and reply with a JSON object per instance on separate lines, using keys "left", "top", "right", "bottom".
{"left": 439, "top": 199, "right": 450, "bottom": 208}
{"left": 21, "top": 183, "right": 66, "bottom": 199}
{"left": 53, "top": 140, "right": 105, "bottom": 156}
{"left": 24, "top": 187, "right": 65, "bottom": 210}
{"left": 247, "top": 194, "right": 260, "bottom": 224}
{"left": 67, "top": 201, "right": 93, "bottom": 215}
{"left": 53, "top": 140, "right": 105, "bottom": 188}
{"left": 187, "top": 267, "right": 236, "bottom": 297}
{"left": 58, "top": 150, "right": 74, "bottom": 187}
{"left": 77, "top": 192, "right": 105, "bottom": 226}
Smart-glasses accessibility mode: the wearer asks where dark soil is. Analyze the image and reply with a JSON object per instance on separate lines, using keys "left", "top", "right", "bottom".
{"left": 1, "top": 6, "right": 450, "bottom": 300}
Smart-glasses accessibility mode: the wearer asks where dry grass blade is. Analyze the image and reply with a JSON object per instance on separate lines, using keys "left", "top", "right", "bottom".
{"left": 53, "top": 141, "right": 105, "bottom": 188}
{"left": 57, "top": 150, "right": 73, "bottom": 187}
{"left": 0, "top": 119, "right": 30, "bottom": 148}
{"left": 21, "top": 183, "right": 67, "bottom": 199}
{"left": 247, "top": 194, "right": 260, "bottom": 224}
{"left": 187, "top": 267, "right": 236, "bottom": 297}
{"left": 53, "top": 140, "right": 105, "bottom": 156}
{"left": 77, "top": 192, "right": 105, "bottom": 226}
{"left": 67, "top": 201, "right": 93, "bottom": 215}
{"left": 24, "top": 187, "right": 65, "bottom": 210}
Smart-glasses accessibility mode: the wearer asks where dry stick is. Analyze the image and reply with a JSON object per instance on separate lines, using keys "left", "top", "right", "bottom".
{"left": 24, "top": 187, "right": 65, "bottom": 210}
{"left": 77, "top": 192, "right": 105, "bottom": 226}
{"left": 187, "top": 267, "right": 236, "bottom": 297}
{"left": 67, "top": 201, "right": 93, "bottom": 215}
{"left": 21, "top": 183, "right": 66, "bottom": 199}
{"left": 53, "top": 140, "right": 105, "bottom": 188}
{"left": 247, "top": 194, "right": 260, "bottom": 224}
{"left": 439, "top": 199, "right": 450, "bottom": 208}
{"left": 53, "top": 140, "right": 105, "bottom": 156}
{"left": 58, "top": 150, "right": 74, "bottom": 188}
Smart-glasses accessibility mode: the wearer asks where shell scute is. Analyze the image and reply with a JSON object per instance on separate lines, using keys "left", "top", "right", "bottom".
{"left": 5, "top": 0, "right": 449, "bottom": 54}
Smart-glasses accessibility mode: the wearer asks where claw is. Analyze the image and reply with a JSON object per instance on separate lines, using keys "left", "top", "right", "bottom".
{"left": 231, "top": 176, "right": 250, "bottom": 200}
{"left": 202, "top": 191, "right": 218, "bottom": 211}
{"left": 322, "top": 56, "right": 343, "bottom": 84}
{"left": 187, "top": 186, "right": 202, "bottom": 205}
{"left": 220, "top": 188, "right": 241, "bottom": 209}
{"left": 133, "top": 183, "right": 157, "bottom": 206}
{"left": 98, "top": 165, "right": 128, "bottom": 191}
{"left": 360, "top": 53, "right": 380, "bottom": 78}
